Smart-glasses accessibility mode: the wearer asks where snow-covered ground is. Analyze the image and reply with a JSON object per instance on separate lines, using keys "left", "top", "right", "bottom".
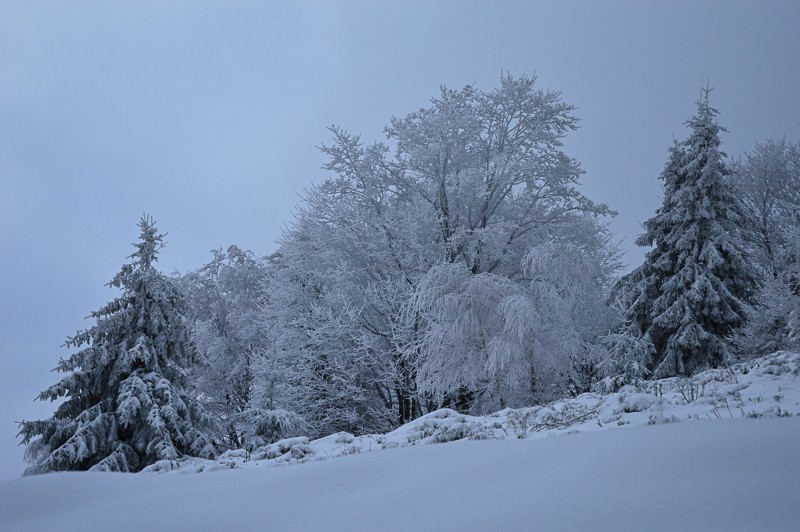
{"left": 2, "top": 352, "right": 798, "bottom": 531}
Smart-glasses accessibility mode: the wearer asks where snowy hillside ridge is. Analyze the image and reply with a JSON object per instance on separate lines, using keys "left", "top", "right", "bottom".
{"left": 143, "top": 351, "right": 799, "bottom": 474}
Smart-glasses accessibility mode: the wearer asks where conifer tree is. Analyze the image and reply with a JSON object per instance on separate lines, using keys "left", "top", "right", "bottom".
{"left": 19, "top": 216, "right": 216, "bottom": 474}
{"left": 613, "top": 90, "right": 755, "bottom": 378}
{"left": 597, "top": 281, "right": 653, "bottom": 392}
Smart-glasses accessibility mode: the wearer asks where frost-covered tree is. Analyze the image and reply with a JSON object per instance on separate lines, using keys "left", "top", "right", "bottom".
{"left": 387, "top": 75, "right": 617, "bottom": 409}
{"left": 266, "top": 223, "right": 399, "bottom": 437}
{"left": 612, "top": 91, "right": 755, "bottom": 378}
{"left": 730, "top": 139, "right": 800, "bottom": 279}
{"left": 732, "top": 275, "right": 797, "bottom": 358}
{"left": 270, "top": 74, "right": 618, "bottom": 422}
{"left": 596, "top": 285, "right": 653, "bottom": 392}
{"left": 788, "top": 227, "right": 800, "bottom": 346}
{"left": 180, "top": 246, "right": 294, "bottom": 449}
{"left": 410, "top": 240, "right": 616, "bottom": 408}
{"left": 729, "top": 139, "right": 800, "bottom": 357}
{"left": 519, "top": 239, "right": 618, "bottom": 398}
{"left": 737, "top": 223, "right": 800, "bottom": 356}
{"left": 18, "top": 216, "right": 216, "bottom": 474}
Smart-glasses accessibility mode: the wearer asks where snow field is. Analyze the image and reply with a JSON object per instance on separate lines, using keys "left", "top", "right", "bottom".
{"left": 1, "top": 417, "right": 798, "bottom": 531}
{"left": 2, "top": 351, "right": 797, "bottom": 531}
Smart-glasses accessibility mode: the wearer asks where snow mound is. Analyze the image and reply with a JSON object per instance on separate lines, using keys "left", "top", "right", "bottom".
{"left": 143, "top": 351, "right": 800, "bottom": 474}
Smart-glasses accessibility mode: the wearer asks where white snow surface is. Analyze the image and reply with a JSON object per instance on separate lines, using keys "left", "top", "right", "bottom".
{"left": 2, "top": 352, "right": 799, "bottom": 531}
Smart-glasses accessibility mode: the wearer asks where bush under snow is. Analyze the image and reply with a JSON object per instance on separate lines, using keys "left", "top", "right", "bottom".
{"left": 142, "top": 351, "right": 800, "bottom": 474}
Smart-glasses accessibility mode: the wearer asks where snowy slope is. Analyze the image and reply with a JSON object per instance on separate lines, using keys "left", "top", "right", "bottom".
{"left": 1, "top": 418, "right": 798, "bottom": 531}
{"left": 140, "top": 351, "right": 800, "bottom": 474}
{"left": 1, "top": 352, "right": 798, "bottom": 531}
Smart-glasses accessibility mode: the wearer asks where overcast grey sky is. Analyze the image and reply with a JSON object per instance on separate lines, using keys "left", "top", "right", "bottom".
{"left": 1, "top": 0, "right": 799, "bottom": 479}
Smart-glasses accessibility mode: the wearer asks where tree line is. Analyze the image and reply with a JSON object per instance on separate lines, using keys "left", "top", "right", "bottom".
{"left": 19, "top": 75, "right": 800, "bottom": 474}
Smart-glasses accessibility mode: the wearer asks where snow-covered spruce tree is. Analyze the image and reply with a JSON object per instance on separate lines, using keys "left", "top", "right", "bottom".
{"left": 18, "top": 216, "right": 216, "bottom": 474}
{"left": 612, "top": 91, "right": 755, "bottom": 379}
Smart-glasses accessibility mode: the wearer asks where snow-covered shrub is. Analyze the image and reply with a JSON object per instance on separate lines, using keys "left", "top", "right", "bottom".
{"left": 244, "top": 409, "right": 305, "bottom": 451}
